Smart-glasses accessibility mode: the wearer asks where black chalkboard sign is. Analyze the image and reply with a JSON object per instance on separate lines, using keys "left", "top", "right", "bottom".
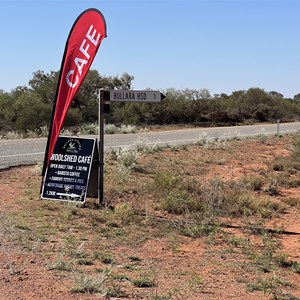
{"left": 41, "top": 136, "right": 96, "bottom": 203}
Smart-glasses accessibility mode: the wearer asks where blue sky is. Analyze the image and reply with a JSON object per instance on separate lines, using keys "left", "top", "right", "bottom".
{"left": 0, "top": 0, "right": 300, "bottom": 98}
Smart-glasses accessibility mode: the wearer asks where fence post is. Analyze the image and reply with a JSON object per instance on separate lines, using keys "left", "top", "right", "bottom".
{"left": 277, "top": 119, "right": 280, "bottom": 135}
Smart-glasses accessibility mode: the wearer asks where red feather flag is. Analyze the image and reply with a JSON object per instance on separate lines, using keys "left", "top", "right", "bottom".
{"left": 42, "top": 8, "right": 107, "bottom": 175}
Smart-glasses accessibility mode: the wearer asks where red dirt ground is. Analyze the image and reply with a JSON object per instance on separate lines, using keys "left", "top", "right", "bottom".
{"left": 1, "top": 135, "right": 300, "bottom": 300}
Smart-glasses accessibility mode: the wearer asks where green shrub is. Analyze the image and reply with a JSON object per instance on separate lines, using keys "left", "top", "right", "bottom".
{"left": 71, "top": 272, "right": 109, "bottom": 294}
{"left": 153, "top": 172, "right": 284, "bottom": 219}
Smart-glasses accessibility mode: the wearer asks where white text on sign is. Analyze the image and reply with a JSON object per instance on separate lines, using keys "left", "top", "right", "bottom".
{"left": 66, "top": 25, "right": 101, "bottom": 89}
{"left": 109, "top": 90, "right": 162, "bottom": 103}
{"left": 50, "top": 153, "right": 92, "bottom": 164}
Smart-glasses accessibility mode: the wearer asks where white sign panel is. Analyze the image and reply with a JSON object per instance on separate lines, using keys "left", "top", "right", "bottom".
{"left": 109, "top": 90, "right": 164, "bottom": 102}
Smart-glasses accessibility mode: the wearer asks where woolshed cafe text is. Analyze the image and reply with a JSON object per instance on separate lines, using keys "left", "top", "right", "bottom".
{"left": 50, "top": 153, "right": 92, "bottom": 164}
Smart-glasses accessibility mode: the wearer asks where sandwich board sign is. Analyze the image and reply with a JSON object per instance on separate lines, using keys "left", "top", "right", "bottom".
{"left": 41, "top": 136, "right": 96, "bottom": 203}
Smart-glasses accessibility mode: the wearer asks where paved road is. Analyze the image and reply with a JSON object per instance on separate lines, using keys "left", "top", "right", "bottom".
{"left": 0, "top": 122, "right": 299, "bottom": 170}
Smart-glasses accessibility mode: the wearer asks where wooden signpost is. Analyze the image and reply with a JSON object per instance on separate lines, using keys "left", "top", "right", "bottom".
{"left": 97, "top": 89, "right": 165, "bottom": 204}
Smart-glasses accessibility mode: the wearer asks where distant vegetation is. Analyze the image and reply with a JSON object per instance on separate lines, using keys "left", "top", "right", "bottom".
{"left": 1, "top": 69, "right": 300, "bottom": 136}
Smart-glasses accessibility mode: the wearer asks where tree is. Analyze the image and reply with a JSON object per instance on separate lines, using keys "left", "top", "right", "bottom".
{"left": 1, "top": 87, "right": 30, "bottom": 129}
{"left": 15, "top": 97, "right": 52, "bottom": 131}
{"left": 269, "top": 91, "right": 283, "bottom": 98}
{"left": 293, "top": 93, "right": 300, "bottom": 102}
{"left": 71, "top": 69, "right": 101, "bottom": 123}
{"left": 220, "top": 93, "right": 229, "bottom": 99}
{"left": 99, "top": 72, "right": 134, "bottom": 90}
{"left": 26, "top": 70, "right": 135, "bottom": 125}
{"left": 28, "top": 70, "right": 58, "bottom": 104}
{"left": 0, "top": 91, "right": 15, "bottom": 131}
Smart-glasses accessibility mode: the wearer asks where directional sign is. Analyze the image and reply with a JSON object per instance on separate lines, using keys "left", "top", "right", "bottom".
{"left": 97, "top": 88, "right": 166, "bottom": 204}
{"left": 41, "top": 136, "right": 96, "bottom": 203}
{"left": 105, "top": 90, "right": 166, "bottom": 103}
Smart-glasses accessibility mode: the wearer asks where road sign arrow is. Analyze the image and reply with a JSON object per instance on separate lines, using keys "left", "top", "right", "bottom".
{"left": 56, "top": 192, "right": 81, "bottom": 198}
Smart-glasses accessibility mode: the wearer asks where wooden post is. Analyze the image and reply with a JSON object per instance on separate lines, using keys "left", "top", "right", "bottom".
{"left": 98, "top": 90, "right": 105, "bottom": 205}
